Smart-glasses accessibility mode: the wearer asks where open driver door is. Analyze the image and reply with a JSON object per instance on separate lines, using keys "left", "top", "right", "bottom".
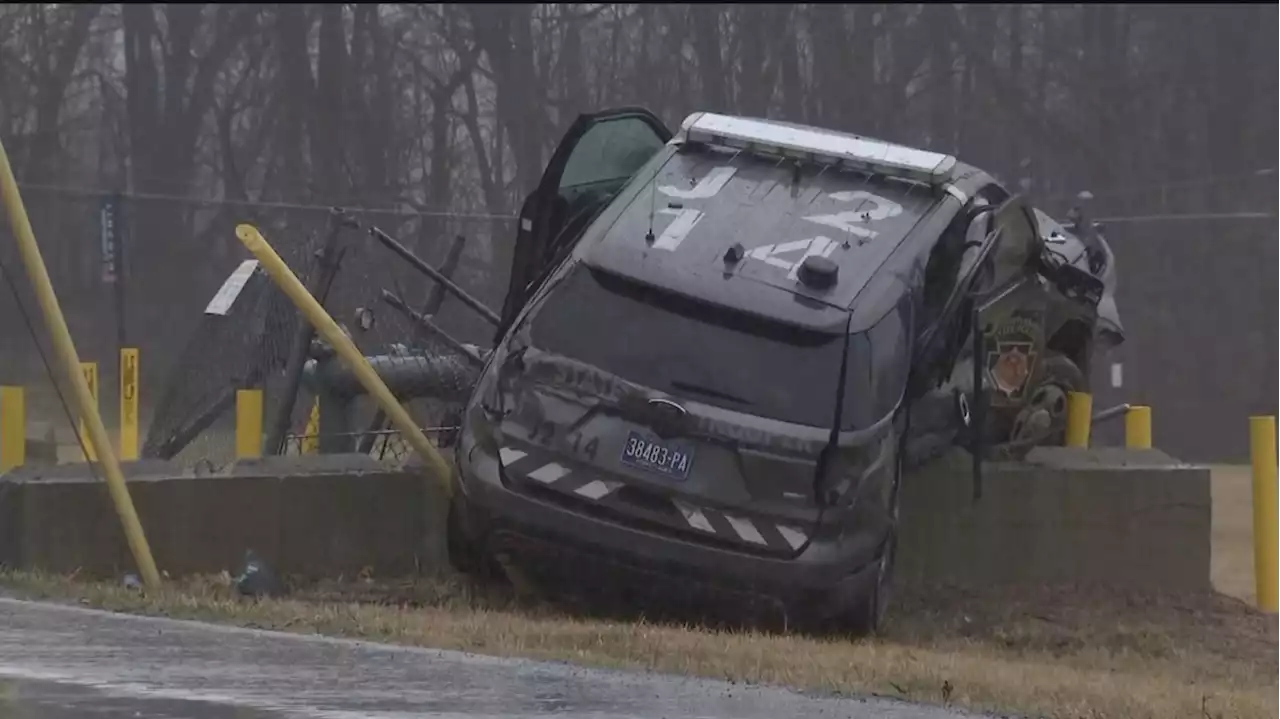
{"left": 497, "top": 108, "right": 671, "bottom": 343}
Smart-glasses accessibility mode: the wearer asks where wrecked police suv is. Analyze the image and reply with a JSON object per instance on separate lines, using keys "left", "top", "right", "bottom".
{"left": 447, "top": 110, "right": 1123, "bottom": 634}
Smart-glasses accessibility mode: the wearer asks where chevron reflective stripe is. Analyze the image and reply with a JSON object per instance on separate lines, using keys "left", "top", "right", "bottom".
{"left": 775, "top": 525, "right": 808, "bottom": 550}
{"left": 498, "top": 448, "right": 527, "bottom": 465}
{"left": 575, "top": 480, "right": 622, "bottom": 500}
{"left": 501, "top": 445, "right": 808, "bottom": 552}
{"left": 673, "top": 499, "right": 715, "bottom": 533}
{"left": 723, "top": 514, "right": 768, "bottom": 545}
{"left": 671, "top": 498, "right": 809, "bottom": 552}
{"left": 528, "top": 462, "right": 572, "bottom": 484}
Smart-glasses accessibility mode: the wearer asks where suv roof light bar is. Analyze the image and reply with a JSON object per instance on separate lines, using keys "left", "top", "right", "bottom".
{"left": 677, "top": 112, "right": 957, "bottom": 187}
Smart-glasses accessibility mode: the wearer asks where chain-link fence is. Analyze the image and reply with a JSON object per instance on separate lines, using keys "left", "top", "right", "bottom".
{"left": 1, "top": 173, "right": 1275, "bottom": 467}
{"left": 1049, "top": 172, "right": 1279, "bottom": 462}
{"left": 0, "top": 186, "right": 515, "bottom": 470}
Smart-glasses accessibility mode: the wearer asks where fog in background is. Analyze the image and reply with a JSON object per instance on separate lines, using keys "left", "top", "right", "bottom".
{"left": 0, "top": 3, "right": 1274, "bottom": 462}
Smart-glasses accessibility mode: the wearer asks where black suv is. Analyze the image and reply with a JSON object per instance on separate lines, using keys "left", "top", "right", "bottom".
{"left": 448, "top": 109, "right": 1123, "bottom": 634}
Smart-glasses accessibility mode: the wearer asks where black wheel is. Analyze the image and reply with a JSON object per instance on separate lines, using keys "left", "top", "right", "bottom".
{"left": 836, "top": 449, "right": 902, "bottom": 638}
{"left": 840, "top": 528, "right": 898, "bottom": 637}
{"left": 1004, "top": 353, "right": 1087, "bottom": 454}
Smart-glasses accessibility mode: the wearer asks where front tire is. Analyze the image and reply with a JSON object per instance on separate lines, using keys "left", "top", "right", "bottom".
{"left": 840, "top": 528, "right": 897, "bottom": 637}
{"left": 836, "top": 447, "right": 902, "bottom": 638}
{"left": 445, "top": 493, "right": 505, "bottom": 584}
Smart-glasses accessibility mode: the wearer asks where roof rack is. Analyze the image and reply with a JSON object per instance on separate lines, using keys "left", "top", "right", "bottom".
{"left": 676, "top": 112, "right": 957, "bottom": 188}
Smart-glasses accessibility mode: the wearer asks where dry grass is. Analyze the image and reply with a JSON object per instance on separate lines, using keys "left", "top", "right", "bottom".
{"left": 0, "top": 464, "right": 1271, "bottom": 717}
{"left": 0, "top": 570, "right": 1273, "bottom": 719}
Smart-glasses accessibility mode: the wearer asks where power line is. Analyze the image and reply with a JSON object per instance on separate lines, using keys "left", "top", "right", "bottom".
{"left": 11, "top": 181, "right": 519, "bottom": 221}
{"left": 1096, "top": 211, "right": 1277, "bottom": 224}
{"left": 1041, "top": 167, "right": 1277, "bottom": 202}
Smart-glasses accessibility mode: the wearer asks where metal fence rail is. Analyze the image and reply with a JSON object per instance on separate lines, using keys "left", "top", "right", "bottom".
{"left": 1, "top": 173, "right": 1275, "bottom": 465}
{"left": 0, "top": 187, "right": 513, "bottom": 471}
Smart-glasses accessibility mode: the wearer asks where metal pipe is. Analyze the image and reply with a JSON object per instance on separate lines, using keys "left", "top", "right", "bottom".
{"left": 423, "top": 234, "right": 468, "bottom": 316}
{"left": 360, "top": 235, "right": 471, "bottom": 452}
{"left": 368, "top": 225, "right": 501, "bottom": 327}
{"left": 235, "top": 224, "right": 455, "bottom": 496}
{"left": 304, "top": 353, "right": 478, "bottom": 403}
{"left": 0, "top": 134, "right": 161, "bottom": 589}
{"left": 380, "top": 290, "right": 487, "bottom": 367}
{"left": 265, "top": 209, "right": 355, "bottom": 455}
{"left": 357, "top": 234, "right": 470, "bottom": 456}
{"left": 1091, "top": 403, "right": 1131, "bottom": 425}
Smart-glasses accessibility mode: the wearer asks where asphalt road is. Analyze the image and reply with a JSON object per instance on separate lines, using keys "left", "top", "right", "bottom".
{"left": 0, "top": 596, "right": 985, "bottom": 719}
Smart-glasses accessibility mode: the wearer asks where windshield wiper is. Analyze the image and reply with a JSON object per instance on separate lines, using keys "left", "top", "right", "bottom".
{"left": 670, "top": 380, "right": 752, "bottom": 405}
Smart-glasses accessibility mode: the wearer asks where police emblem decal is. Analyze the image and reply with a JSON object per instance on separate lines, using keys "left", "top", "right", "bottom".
{"left": 985, "top": 310, "right": 1042, "bottom": 402}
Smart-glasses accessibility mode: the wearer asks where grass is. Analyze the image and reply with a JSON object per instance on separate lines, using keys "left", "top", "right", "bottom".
{"left": 0, "top": 570, "right": 1273, "bottom": 719}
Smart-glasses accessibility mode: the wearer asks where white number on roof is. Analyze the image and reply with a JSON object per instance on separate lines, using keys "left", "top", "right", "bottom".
{"left": 646, "top": 164, "right": 734, "bottom": 253}
{"left": 651, "top": 207, "right": 704, "bottom": 251}
{"left": 803, "top": 191, "right": 904, "bottom": 240}
{"left": 657, "top": 165, "right": 737, "bottom": 200}
{"left": 644, "top": 165, "right": 904, "bottom": 279}
{"left": 746, "top": 237, "right": 838, "bottom": 280}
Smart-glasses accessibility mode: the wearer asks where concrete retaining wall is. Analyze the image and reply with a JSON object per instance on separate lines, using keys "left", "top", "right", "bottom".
{"left": 0, "top": 455, "right": 448, "bottom": 579}
{"left": 0, "top": 447, "right": 1212, "bottom": 592}
{"left": 897, "top": 446, "right": 1213, "bottom": 591}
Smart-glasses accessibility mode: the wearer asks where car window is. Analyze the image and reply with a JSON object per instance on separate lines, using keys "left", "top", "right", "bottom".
{"left": 529, "top": 265, "right": 845, "bottom": 428}
{"left": 559, "top": 117, "right": 668, "bottom": 191}
{"left": 843, "top": 302, "right": 911, "bottom": 430}
{"left": 921, "top": 212, "right": 970, "bottom": 324}
{"left": 978, "top": 200, "right": 1039, "bottom": 294}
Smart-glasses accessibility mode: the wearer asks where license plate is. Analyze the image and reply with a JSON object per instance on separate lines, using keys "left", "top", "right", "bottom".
{"left": 620, "top": 431, "right": 695, "bottom": 481}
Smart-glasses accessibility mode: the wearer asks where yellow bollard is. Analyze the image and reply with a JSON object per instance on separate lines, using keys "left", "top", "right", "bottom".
{"left": 1125, "top": 405, "right": 1153, "bottom": 449}
{"left": 0, "top": 133, "right": 160, "bottom": 588}
{"left": 234, "top": 224, "right": 454, "bottom": 496}
{"left": 79, "top": 362, "right": 99, "bottom": 461}
{"left": 0, "top": 386, "right": 24, "bottom": 472}
{"left": 1249, "top": 415, "right": 1278, "bottom": 613}
{"left": 235, "top": 389, "right": 263, "bottom": 459}
{"left": 1064, "top": 391, "right": 1093, "bottom": 448}
{"left": 119, "top": 348, "right": 140, "bottom": 461}
{"left": 301, "top": 399, "right": 320, "bottom": 455}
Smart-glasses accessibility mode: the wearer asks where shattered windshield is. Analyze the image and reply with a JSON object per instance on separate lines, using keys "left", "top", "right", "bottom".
{"left": 528, "top": 265, "right": 846, "bottom": 428}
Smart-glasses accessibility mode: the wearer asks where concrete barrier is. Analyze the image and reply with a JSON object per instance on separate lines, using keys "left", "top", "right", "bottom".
{"left": 0, "top": 455, "right": 448, "bottom": 579}
{"left": 897, "top": 446, "right": 1212, "bottom": 591}
{"left": 0, "top": 447, "right": 1212, "bottom": 594}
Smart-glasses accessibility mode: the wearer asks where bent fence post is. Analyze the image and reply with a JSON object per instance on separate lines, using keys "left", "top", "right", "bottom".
{"left": 235, "top": 224, "right": 455, "bottom": 496}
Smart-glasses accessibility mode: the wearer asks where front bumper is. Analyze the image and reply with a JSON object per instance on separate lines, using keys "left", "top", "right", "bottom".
{"left": 453, "top": 440, "right": 889, "bottom": 623}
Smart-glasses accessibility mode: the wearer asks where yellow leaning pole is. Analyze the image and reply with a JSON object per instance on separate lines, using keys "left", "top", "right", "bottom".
{"left": 234, "top": 224, "right": 455, "bottom": 495}
{"left": 0, "top": 137, "right": 161, "bottom": 589}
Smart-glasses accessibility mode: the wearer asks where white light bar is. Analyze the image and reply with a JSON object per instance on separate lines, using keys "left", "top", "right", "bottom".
{"left": 677, "top": 112, "right": 957, "bottom": 187}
